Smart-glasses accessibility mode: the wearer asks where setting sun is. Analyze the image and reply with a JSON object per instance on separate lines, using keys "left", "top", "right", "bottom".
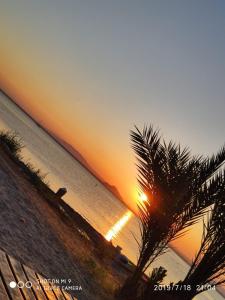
{"left": 139, "top": 192, "right": 148, "bottom": 203}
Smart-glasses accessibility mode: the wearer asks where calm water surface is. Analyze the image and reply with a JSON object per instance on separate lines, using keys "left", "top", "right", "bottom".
{"left": 0, "top": 92, "right": 223, "bottom": 300}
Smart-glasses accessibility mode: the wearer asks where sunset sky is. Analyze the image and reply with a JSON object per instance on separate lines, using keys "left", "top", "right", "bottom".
{"left": 1, "top": 0, "right": 225, "bottom": 258}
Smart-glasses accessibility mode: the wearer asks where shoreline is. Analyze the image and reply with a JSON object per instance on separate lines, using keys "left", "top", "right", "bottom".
{"left": 0, "top": 89, "right": 195, "bottom": 269}
{"left": 0, "top": 140, "right": 133, "bottom": 300}
{"left": 0, "top": 89, "right": 135, "bottom": 214}
{"left": 0, "top": 106, "right": 224, "bottom": 299}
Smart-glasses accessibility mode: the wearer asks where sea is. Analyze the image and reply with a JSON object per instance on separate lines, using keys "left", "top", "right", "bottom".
{"left": 0, "top": 91, "right": 223, "bottom": 300}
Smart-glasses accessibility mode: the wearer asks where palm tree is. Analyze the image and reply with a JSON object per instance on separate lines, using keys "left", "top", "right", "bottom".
{"left": 118, "top": 125, "right": 225, "bottom": 299}
{"left": 175, "top": 176, "right": 225, "bottom": 300}
{"left": 139, "top": 171, "right": 225, "bottom": 300}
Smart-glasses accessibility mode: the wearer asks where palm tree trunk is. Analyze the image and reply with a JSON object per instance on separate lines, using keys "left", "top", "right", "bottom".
{"left": 117, "top": 250, "right": 152, "bottom": 299}
{"left": 117, "top": 232, "right": 164, "bottom": 299}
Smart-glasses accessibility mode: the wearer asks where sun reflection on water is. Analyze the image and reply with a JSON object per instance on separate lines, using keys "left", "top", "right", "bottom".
{"left": 105, "top": 211, "right": 133, "bottom": 241}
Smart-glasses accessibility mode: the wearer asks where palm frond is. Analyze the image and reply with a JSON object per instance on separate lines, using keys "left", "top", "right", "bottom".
{"left": 181, "top": 193, "right": 225, "bottom": 295}
{"left": 129, "top": 124, "right": 225, "bottom": 283}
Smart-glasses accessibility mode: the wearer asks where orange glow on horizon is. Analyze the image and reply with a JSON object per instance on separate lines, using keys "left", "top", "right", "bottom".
{"left": 0, "top": 81, "right": 201, "bottom": 261}
{"left": 0, "top": 79, "right": 139, "bottom": 212}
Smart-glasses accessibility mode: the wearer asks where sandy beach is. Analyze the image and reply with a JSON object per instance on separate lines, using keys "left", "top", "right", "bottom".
{"left": 0, "top": 145, "right": 128, "bottom": 300}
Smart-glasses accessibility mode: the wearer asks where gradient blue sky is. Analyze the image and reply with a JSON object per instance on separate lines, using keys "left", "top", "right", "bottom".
{"left": 1, "top": 0, "right": 225, "bottom": 254}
